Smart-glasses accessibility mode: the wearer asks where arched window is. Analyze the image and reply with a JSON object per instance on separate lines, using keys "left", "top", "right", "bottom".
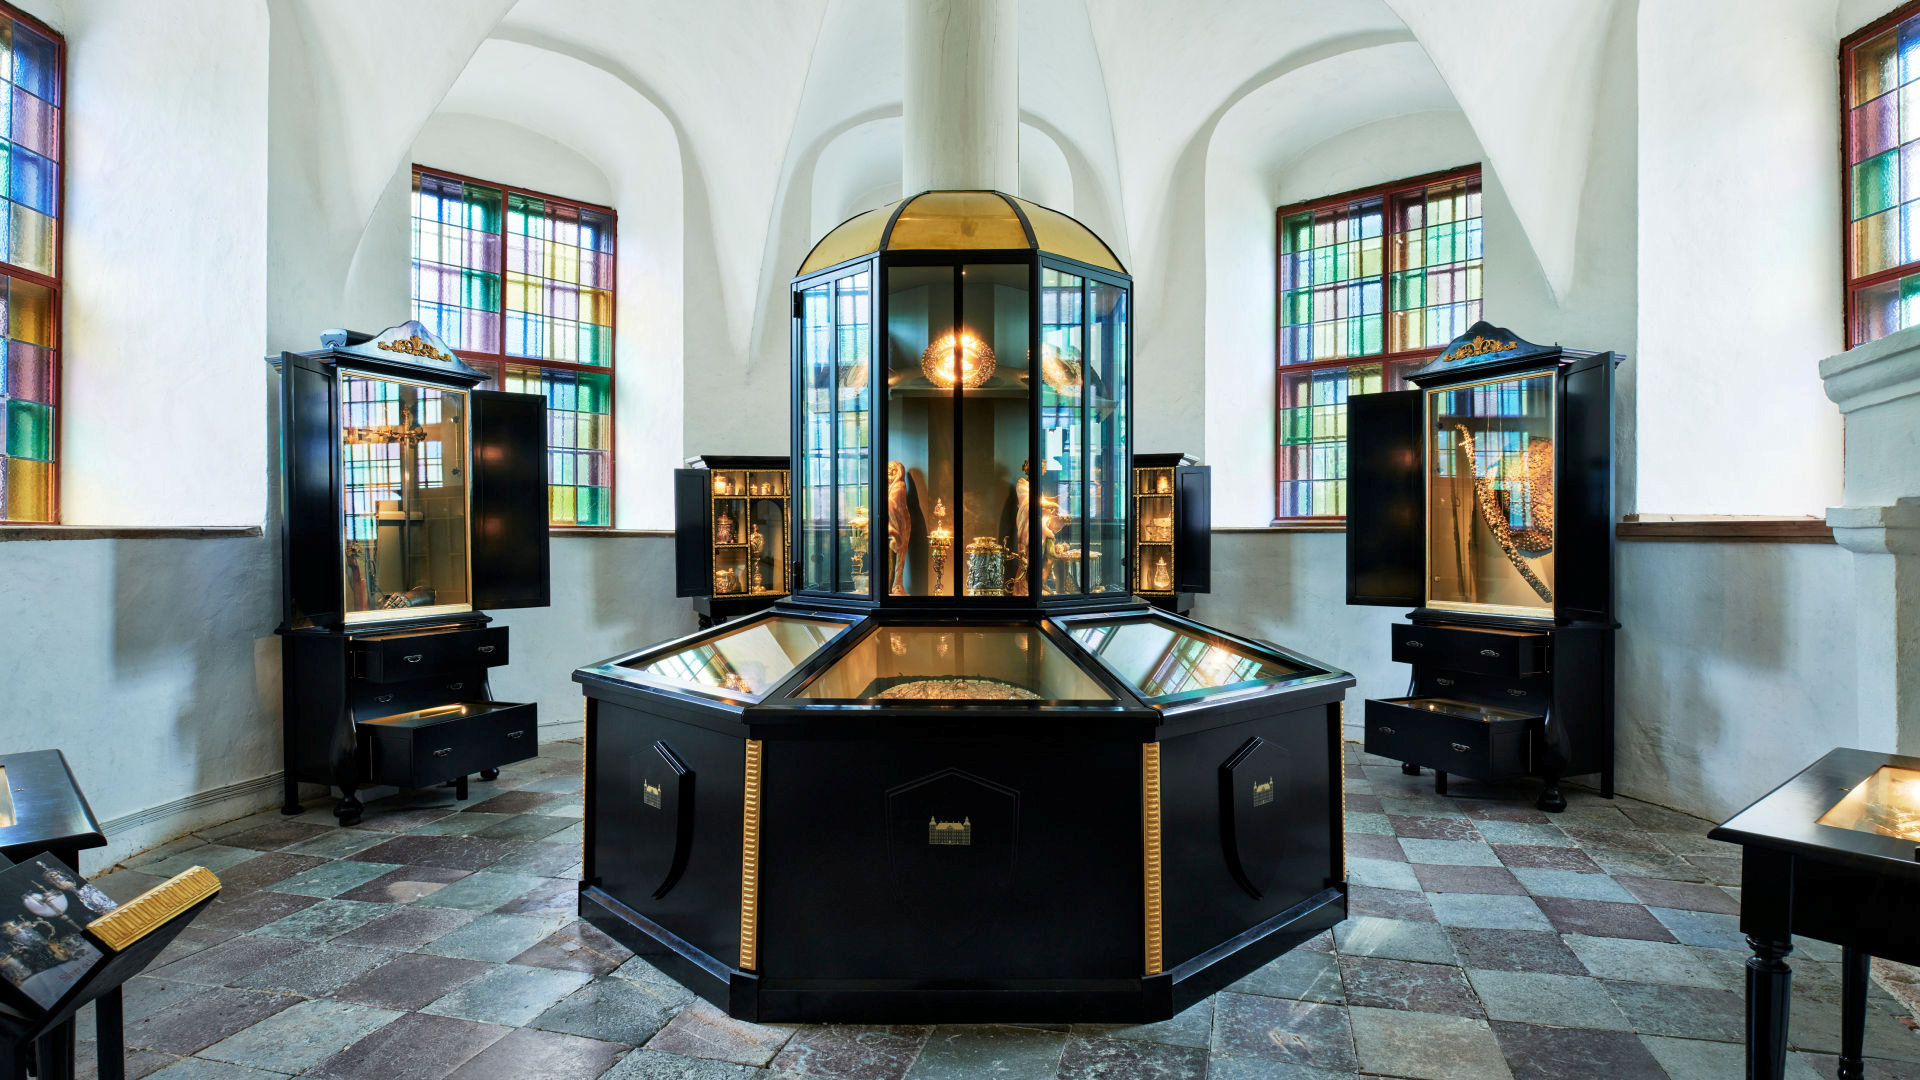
{"left": 1274, "top": 165, "right": 1481, "bottom": 521}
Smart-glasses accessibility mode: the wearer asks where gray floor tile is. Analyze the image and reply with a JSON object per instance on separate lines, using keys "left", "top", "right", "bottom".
{"left": 1601, "top": 978, "right": 1745, "bottom": 1041}
{"left": 199, "top": 998, "right": 403, "bottom": 1075}
{"left": 141, "top": 1060, "right": 285, "bottom": 1080}
{"left": 531, "top": 975, "right": 677, "bottom": 1045}
{"left": 1348, "top": 857, "right": 1421, "bottom": 891}
{"left": 310, "top": 1011, "right": 511, "bottom": 1080}
{"left": 251, "top": 898, "right": 394, "bottom": 942}
{"left": 1211, "top": 993, "right": 1355, "bottom": 1072}
{"left": 1224, "top": 946, "right": 1344, "bottom": 1004}
{"left": 423, "top": 912, "right": 573, "bottom": 962}
{"left": 1510, "top": 866, "right": 1635, "bottom": 901}
{"left": 268, "top": 860, "right": 403, "bottom": 898}
{"left": 414, "top": 870, "right": 546, "bottom": 911}
{"left": 1564, "top": 934, "right": 1743, "bottom": 991}
{"left": 443, "top": 1026, "right": 628, "bottom": 1080}
{"left": 1648, "top": 905, "right": 1747, "bottom": 951}
{"left": 423, "top": 963, "right": 595, "bottom": 1027}
{"left": 1429, "top": 893, "right": 1551, "bottom": 931}
{"left": 905, "top": 1024, "right": 1068, "bottom": 1079}
{"left": 1071, "top": 997, "right": 1213, "bottom": 1049}
{"left": 651, "top": 998, "right": 799, "bottom": 1067}
{"left": 1490, "top": 1020, "right": 1666, "bottom": 1079}
{"left": 233, "top": 941, "right": 395, "bottom": 996}
{"left": 1348, "top": 1006, "right": 1511, "bottom": 1080}
{"left": 1466, "top": 969, "right": 1631, "bottom": 1030}
{"left": 1400, "top": 839, "right": 1503, "bottom": 867}
{"left": 602, "top": 1048, "right": 760, "bottom": 1079}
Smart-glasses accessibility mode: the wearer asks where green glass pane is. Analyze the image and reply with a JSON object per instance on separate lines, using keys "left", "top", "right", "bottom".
{"left": 1392, "top": 270, "right": 1423, "bottom": 310}
{"left": 5, "top": 398, "right": 48, "bottom": 459}
{"left": 1360, "top": 315, "right": 1382, "bottom": 355}
{"left": 1854, "top": 150, "right": 1900, "bottom": 219}
{"left": 577, "top": 371, "right": 612, "bottom": 414}
{"left": 1280, "top": 406, "right": 1310, "bottom": 444}
{"left": 1284, "top": 288, "right": 1311, "bottom": 326}
{"left": 1282, "top": 213, "right": 1312, "bottom": 253}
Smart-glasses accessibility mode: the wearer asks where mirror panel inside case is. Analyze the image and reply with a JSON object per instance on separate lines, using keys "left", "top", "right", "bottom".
{"left": 795, "top": 624, "right": 1112, "bottom": 702}
{"left": 1816, "top": 765, "right": 1920, "bottom": 842}
{"left": 339, "top": 372, "right": 472, "bottom": 623}
{"left": 1425, "top": 372, "right": 1555, "bottom": 618}
{"left": 1069, "top": 616, "right": 1308, "bottom": 704}
{"left": 623, "top": 615, "right": 850, "bottom": 700}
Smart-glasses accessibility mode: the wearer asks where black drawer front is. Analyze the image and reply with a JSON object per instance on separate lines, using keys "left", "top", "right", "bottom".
{"left": 1363, "top": 698, "right": 1533, "bottom": 782}
{"left": 349, "top": 672, "right": 491, "bottom": 724}
{"left": 355, "top": 626, "right": 509, "bottom": 683}
{"left": 1390, "top": 623, "right": 1549, "bottom": 677}
{"left": 360, "top": 702, "right": 538, "bottom": 789}
{"left": 1415, "top": 672, "right": 1550, "bottom": 713}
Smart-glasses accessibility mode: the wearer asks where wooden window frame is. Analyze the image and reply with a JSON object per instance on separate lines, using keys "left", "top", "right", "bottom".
{"left": 0, "top": 2, "right": 64, "bottom": 524}
{"left": 410, "top": 164, "right": 619, "bottom": 530}
{"left": 1841, "top": 1, "right": 1920, "bottom": 349}
{"left": 1272, "top": 163, "right": 1481, "bottom": 525}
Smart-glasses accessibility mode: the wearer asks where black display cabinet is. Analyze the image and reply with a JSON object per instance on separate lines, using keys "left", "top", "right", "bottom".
{"left": 1345, "top": 321, "right": 1619, "bottom": 812}
{"left": 270, "top": 321, "right": 550, "bottom": 825}
{"left": 674, "top": 454, "right": 791, "bottom": 627}
{"left": 576, "top": 191, "right": 1351, "bottom": 1023}
{"left": 1710, "top": 747, "right": 1920, "bottom": 1080}
{"left": 1132, "top": 453, "right": 1210, "bottom": 614}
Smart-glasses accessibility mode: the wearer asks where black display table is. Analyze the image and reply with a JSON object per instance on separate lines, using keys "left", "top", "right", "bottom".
{"left": 0, "top": 750, "right": 106, "bottom": 1080}
{"left": 1710, "top": 747, "right": 1920, "bottom": 1080}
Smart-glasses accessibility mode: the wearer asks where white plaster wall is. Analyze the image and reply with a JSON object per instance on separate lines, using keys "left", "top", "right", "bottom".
{"left": 58, "top": 0, "right": 269, "bottom": 526}
{"left": 1636, "top": 0, "right": 1845, "bottom": 515}
{"left": 1615, "top": 540, "right": 1859, "bottom": 821}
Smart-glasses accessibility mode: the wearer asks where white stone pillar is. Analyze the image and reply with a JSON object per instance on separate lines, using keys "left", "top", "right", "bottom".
{"left": 1823, "top": 328, "right": 1920, "bottom": 752}
{"left": 903, "top": 0, "right": 1019, "bottom": 194}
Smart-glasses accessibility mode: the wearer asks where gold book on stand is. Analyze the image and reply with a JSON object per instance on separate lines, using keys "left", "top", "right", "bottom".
{"left": 87, "top": 866, "right": 221, "bottom": 953}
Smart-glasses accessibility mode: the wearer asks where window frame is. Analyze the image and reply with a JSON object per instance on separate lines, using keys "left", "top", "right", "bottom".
{"left": 1841, "top": 1, "right": 1920, "bottom": 349}
{"left": 0, "top": 2, "right": 64, "bottom": 524}
{"left": 1272, "top": 163, "right": 1482, "bottom": 525}
{"left": 410, "top": 163, "right": 619, "bottom": 530}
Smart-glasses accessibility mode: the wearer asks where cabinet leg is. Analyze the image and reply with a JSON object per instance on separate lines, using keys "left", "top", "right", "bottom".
{"left": 1839, "top": 947, "right": 1868, "bottom": 1080}
{"left": 1600, "top": 767, "right": 1615, "bottom": 800}
{"left": 334, "top": 789, "right": 362, "bottom": 827}
{"left": 1536, "top": 776, "right": 1567, "bottom": 813}
{"left": 95, "top": 987, "right": 124, "bottom": 1080}
{"left": 455, "top": 775, "right": 469, "bottom": 801}
{"left": 1746, "top": 935, "right": 1793, "bottom": 1080}
{"left": 1434, "top": 771, "right": 1448, "bottom": 797}
{"left": 1401, "top": 763, "right": 1421, "bottom": 776}
{"left": 281, "top": 772, "right": 303, "bottom": 816}
{"left": 479, "top": 769, "right": 500, "bottom": 782}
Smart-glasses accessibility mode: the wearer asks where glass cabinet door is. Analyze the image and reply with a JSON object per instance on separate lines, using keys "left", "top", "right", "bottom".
{"left": 799, "top": 283, "right": 834, "bottom": 592}
{"left": 1425, "top": 371, "right": 1555, "bottom": 617}
{"left": 1088, "top": 278, "right": 1129, "bottom": 593}
{"left": 885, "top": 266, "right": 956, "bottom": 596}
{"left": 836, "top": 274, "right": 872, "bottom": 594}
{"left": 1040, "top": 269, "right": 1085, "bottom": 595}
{"left": 340, "top": 372, "right": 472, "bottom": 622}
{"left": 958, "top": 264, "right": 1030, "bottom": 597}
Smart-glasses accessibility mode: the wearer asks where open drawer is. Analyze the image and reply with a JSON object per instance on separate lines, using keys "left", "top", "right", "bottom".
{"left": 357, "top": 701, "right": 537, "bottom": 789}
{"left": 1364, "top": 696, "right": 1536, "bottom": 782}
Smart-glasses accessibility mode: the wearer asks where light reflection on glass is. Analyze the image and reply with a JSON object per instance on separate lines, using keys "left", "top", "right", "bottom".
{"left": 1070, "top": 618, "right": 1304, "bottom": 702}
{"left": 1818, "top": 765, "right": 1920, "bottom": 841}
{"left": 624, "top": 616, "right": 848, "bottom": 699}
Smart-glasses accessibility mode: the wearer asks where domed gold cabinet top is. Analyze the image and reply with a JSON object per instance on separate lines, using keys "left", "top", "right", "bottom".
{"left": 798, "top": 190, "right": 1125, "bottom": 277}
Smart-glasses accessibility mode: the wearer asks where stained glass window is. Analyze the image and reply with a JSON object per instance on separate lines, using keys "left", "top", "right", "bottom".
{"left": 1276, "top": 166, "right": 1482, "bottom": 519}
{"left": 1845, "top": 5, "right": 1920, "bottom": 347}
{"left": 411, "top": 168, "right": 617, "bottom": 527}
{"left": 0, "top": 8, "right": 60, "bottom": 523}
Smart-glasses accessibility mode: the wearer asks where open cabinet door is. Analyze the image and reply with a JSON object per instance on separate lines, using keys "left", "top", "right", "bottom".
{"left": 1346, "top": 389, "right": 1422, "bottom": 607}
{"left": 1555, "top": 352, "right": 1617, "bottom": 624}
{"left": 472, "top": 389, "right": 551, "bottom": 610}
{"left": 1174, "top": 464, "right": 1211, "bottom": 594}
{"left": 280, "top": 353, "right": 344, "bottom": 627}
{"left": 673, "top": 469, "right": 714, "bottom": 598}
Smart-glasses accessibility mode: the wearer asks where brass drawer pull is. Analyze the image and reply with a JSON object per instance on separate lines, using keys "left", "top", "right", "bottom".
{"left": 1506, "top": 688, "right": 1527, "bottom": 697}
{"left": 404, "top": 654, "right": 424, "bottom": 664}
{"left": 1404, "top": 640, "right": 1424, "bottom": 648}
{"left": 1479, "top": 649, "right": 1500, "bottom": 658}
{"left": 447, "top": 682, "right": 464, "bottom": 691}
{"left": 1451, "top": 742, "right": 1471, "bottom": 753}
{"left": 507, "top": 730, "right": 526, "bottom": 739}
{"left": 477, "top": 645, "right": 496, "bottom": 654}
{"left": 433, "top": 748, "right": 452, "bottom": 757}
{"left": 1435, "top": 677, "right": 1454, "bottom": 687}
{"left": 377, "top": 693, "right": 394, "bottom": 703}
{"left": 1377, "top": 726, "right": 1396, "bottom": 735}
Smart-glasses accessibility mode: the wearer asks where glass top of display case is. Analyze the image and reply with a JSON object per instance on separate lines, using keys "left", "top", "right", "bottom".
{"left": 1816, "top": 765, "right": 1920, "bottom": 842}
{"left": 792, "top": 623, "right": 1114, "bottom": 704}
{"left": 615, "top": 614, "right": 852, "bottom": 703}
{"left": 1064, "top": 615, "right": 1317, "bottom": 706}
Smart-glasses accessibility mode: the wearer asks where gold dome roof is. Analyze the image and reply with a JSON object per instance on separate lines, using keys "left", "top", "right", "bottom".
{"left": 797, "top": 190, "right": 1125, "bottom": 277}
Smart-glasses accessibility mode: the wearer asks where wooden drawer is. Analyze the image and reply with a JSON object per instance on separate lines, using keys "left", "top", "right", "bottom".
{"left": 1363, "top": 697, "right": 1535, "bottom": 782}
{"left": 354, "top": 626, "right": 509, "bottom": 683}
{"left": 1390, "top": 623, "right": 1549, "bottom": 677}
{"left": 349, "top": 672, "right": 491, "bottom": 724}
{"left": 358, "top": 701, "right": 537, "bottom": 789}
{"left": 1415, "top": 671, "right": 1550, "bottom": 713}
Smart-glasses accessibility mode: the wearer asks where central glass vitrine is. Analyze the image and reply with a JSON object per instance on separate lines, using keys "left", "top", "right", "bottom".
{"left": 792, "top": 192, "right": 1131, "bottom": 608}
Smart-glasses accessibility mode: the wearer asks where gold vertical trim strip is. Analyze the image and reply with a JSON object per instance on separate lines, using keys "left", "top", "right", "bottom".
{"left": 1142, "top": 741, "right": 1164, "bottom": 976}
{"left": 740, "top": 738, "right": 763, "bottom": 971}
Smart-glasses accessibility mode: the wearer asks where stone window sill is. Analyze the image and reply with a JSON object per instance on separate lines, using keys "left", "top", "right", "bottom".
{"left": 0, "top": 525, "right": 262, "bottom": 542}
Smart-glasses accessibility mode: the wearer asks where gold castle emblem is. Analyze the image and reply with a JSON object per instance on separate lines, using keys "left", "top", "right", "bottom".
{"left": 643, "top": 780, "right": 662, "bottom": 809}
{"left": 376, "top": 335, "right": 454, "bottom": 364}
{"left": 1252, "top": 778, "right": 1275, "bottom": 807}
{"left": 928, "top": 816, "right": 972, "bottom": 846}
{"left": 1450, "top": 335, "right": 1518, "bottom": 359}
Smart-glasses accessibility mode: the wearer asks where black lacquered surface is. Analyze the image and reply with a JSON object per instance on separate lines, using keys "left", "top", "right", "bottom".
{"left": 0, "top": 750, "right": 103, "bottom": 863}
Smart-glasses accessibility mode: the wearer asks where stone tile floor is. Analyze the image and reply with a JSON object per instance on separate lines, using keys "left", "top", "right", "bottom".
{"left": 65, "top": 741, "right": 1920, "bottom": 1079}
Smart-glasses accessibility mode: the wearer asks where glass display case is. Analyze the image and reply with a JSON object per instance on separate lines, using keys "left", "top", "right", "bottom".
{"left": 271, "top": 321, "right": 551, "bottom": 825}
{"left": 577, "top": 191, "right": 1353, "bottom": 1024}
{"left": 674, "top": 455, "right": 792, "bottom": 626}
{"left": 1345, "top": 321, "right": 1619, "bottom": 812}
{"left": 1131, "top": 453, "right": 1210, "bottom": 612}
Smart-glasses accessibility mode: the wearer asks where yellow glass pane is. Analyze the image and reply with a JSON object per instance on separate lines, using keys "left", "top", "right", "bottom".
{"left": 1855, "top": 208, "right": 1901, "bottom": 277}
{"left": 1010, "top": 197, "right": 1124, "bottom": 272}
{"left": 9, "top": 205, "right": 52, "bottom": 277}
{"left": 1854, "top": 27, "right": 1900, "bottom": 108}
{"left": 1818, "top": 765, "right": 1920, "bottom": 840}
{"left": 887, "top": 191, "right": 1030, "bottom": 253}
{"left": 797, "top": 202, "right": 900, "bottom": 275}
{"left": 8, "top": 277, "right": 54, "bottom": 347}
{"left": 6, "top": 457, "right": 52, "bottom": 521}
